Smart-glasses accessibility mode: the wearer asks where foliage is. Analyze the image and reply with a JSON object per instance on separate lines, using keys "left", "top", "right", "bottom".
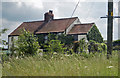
{"left": 73, "top": 38, "right": 88, "bottom": 53}
{"left": 48, "top": 33, "right": 57, "bottom": 41}
{"left": 87, "top": 25, "right": 103, "bottom": 43}
{"left": 37, "top": 34, "right": 44, "bottom": 45}
{"left": 0, "top": 28, "right": 8, "bottom": 36}
{"left": 79, "top": 38, "right": 87, "bottom": 53}
{"left": 113, "top": 45, "right": 120, "bottom": 50}
{"left": 113, "top": 39, "right": 120, "bottom": 46}
{"left": 0, "top": 28, "right": 8, "bottom": 49}
{"left": 37, "top": 33, "right": 74, "bottom": 47}
{"left": 40, "top": 33, "right": 73, "bottom": 53}
{"left": 73, "top": 41, "right": 79, "bottom": 53}
{"left": 88, "top": 40, "right": 107, "bottom": 53}
{"left": 101, "top": 43, "right": 107, "bottom": 51}
{"left": 46, "top": 39, "right": 66, "bottom": 53}
{"left": 16, "top": 29, "right": 40, "bottom": 56}
{"left": 58, "top": 34, "right": 74, "bottom": 45}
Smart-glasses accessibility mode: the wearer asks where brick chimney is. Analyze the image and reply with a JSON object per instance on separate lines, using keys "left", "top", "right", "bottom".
{"left": 44, "top": 10, "right": 54, "bottom": 22}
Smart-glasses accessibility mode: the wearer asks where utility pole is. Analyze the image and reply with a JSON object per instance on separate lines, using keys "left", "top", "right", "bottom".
{"left": 107, "top": 0, "right": 113, "bottom": 59}
{"left": 101, "top": 0, "right": 120, "bottom": 59}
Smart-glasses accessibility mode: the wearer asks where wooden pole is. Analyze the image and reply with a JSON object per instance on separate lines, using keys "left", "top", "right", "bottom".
{"left": 107, "top": 0, "right": 113, "bottom": 59}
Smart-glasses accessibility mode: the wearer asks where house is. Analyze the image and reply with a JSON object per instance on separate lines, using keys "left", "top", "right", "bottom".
{"left": 8, "top": 10, "right": 101, "bottom": 49}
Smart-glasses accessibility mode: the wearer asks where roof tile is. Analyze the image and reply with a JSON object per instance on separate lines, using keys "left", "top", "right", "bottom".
{"left": 68, "top": 23, "right": 94, "bottom": 35}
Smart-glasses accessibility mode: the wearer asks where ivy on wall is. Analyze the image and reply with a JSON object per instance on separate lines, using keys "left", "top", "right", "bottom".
{"left": 87, "top": 25, "right": 103, "bottom": 43}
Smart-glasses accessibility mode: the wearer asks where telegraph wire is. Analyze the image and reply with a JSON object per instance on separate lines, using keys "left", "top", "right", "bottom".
{"left": 65, "top": 0, "right": 80, "bottom": 34}
{"left": 71, "top": 0, "right": 80, "bottom": 18}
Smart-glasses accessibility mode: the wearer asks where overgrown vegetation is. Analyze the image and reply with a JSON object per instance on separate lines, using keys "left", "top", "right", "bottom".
{"left": 15, "top": 29, "right": 40, "bottom": 56}
{"left": 88, "top": 40, "right": 107, "bottom": 53}
{"left": 87, "top": 25, "right": 103, "bottom": 43}
{"left": 0, "top": 28, "right": 8, "bottom": 49}
{"left": 2, "top": 28, "right": 119, "bottom": 76}
{"left": 46, "top": 40, "right": 66, "bottom": 53}
{"left": 113, "top": 39, "right": 120, "bottom": 50}
{"left": 2, "top": 51, "right": 118, "bottom": 76}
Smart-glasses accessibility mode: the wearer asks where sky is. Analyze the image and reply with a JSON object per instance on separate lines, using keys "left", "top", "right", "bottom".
{"left": 0, "top": 0, "right": 120, "bottom": 47}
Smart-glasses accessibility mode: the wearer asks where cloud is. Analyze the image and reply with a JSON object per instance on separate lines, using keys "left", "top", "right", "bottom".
{"left": 2, "top": 2, "right": 44, "bottom": 22}
{"left": 1, "top": 1, "right": 119, "bottom": 41}
{"left": 1, "top": 18, "right": 21, "bottom": 41}
{"left": 2, "top": 0, "right": 119, "bottom": 2}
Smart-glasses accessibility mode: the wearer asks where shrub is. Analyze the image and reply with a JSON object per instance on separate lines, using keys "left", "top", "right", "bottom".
{"left": 46, "top": 39, "right": 66, "bottom": 53}
{"left": 16, "top": 29, "right": 40, "bottom": 56}
{"left": 48, "top": 33, "right": 57, "bottom": 41}
{"left": 73, "top": 41, "right": 79, "bottom": 53}
{"left": 113, "top": 45, "right": 120, "bottom": 50}
{"left": 79, "top": 38, "right": 87, "bottom": 53}
{"left": 88, "top": 40, "right": 107, "bottom": 53}
{"left": 113, "top": 39, "right": 120, "bottom": 46}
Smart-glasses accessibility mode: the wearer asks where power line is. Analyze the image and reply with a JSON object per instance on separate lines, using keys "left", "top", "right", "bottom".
{"left": 65, "top": 0, "right": 80, "bottom": 34}
{"left": 71, "top": 0, "right": 80, "bottom": 18}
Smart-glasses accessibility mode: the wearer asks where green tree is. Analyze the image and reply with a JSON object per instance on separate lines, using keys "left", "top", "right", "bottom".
{"left": 46, "top": 39, "right": 66, "bottom": 53}
{"left": 0, "top": 28, "right": 8, "bottom": 49}
{"left": 87, "top": 25, "right": 103, "bottom": 43}
{"left": 0, "top": 28, "right": 8, "bottom": 36}
{"left": 16, "top": 29, "right": 40, "bottom": 56}
{"left": 48, "top": 33, "right": 57, "bottom": 41}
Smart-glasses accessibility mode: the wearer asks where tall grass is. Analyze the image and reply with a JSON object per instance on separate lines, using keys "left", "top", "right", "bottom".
{"left": 2, "top": 51, "right": 118, "bottom": 76}
{"left": 0, "top": 60, "right": 2, "bottom": 77}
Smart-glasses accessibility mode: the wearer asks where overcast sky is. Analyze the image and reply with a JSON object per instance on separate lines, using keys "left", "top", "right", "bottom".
{"left": 0, "top": 0, "right": 119, "bottom": 44}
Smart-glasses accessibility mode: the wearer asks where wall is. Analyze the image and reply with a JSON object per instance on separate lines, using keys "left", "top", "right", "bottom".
{"left": 73, "top": 35, "right": 78, "bottom": 41}
{"left": 66, "top": 18, "right": 81, "bottom": 34}
{"left": 8, "top": 36, "right": 18, "bottom": 50}
{"left": 78, "top": 35, "right": 88, "bottom": 42}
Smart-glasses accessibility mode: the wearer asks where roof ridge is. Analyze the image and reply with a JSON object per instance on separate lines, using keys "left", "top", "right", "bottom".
{"left": 23, "top": 17, "right": 78, "bottom": 23}
{"left": 24, "top": 20, "right": 44, "bottom": 23}
{"left": 53, "top": 17, "right": 78, "bottom": 20}
{"left": 74, "top": 23, "right": 95, "bottom": 26}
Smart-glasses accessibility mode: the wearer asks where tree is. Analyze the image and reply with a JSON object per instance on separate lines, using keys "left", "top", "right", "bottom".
{"left": 46, "top": 39, "right": 66, "bottom": 53}
{"left": 0, "top": 28, "right": 8, "bottom": 49}
{"left": 16, "top": 29, "right": 40, "bottom": 56}
{"left": 87, "top": 25, "right": 103, "bottom": 43}
{"left": 0, "top": 28, "right": 8, "bottom": 36}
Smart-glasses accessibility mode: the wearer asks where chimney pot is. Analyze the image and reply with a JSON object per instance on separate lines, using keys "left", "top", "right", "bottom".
{"left": 44, "top": 10, "right": 54, "bottom": 22}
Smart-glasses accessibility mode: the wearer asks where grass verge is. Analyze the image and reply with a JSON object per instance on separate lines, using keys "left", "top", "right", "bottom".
{"left": 2, "top": 51, "right": 118, "bottom": 76}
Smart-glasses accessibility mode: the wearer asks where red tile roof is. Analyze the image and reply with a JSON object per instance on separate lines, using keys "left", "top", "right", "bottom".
{"left": 36, "top": 17, "right": 78, "bottom": 34}
{"left": 9, "top": 17, "right": 78, "bottom": 36}
{"left": 68, "top": 23, "right": 94, "bottom": 35}
{"left": 9, "top": 21, "right": 44, "bottom": 36}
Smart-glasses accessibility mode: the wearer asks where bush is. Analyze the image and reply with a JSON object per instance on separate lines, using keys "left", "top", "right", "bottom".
{"left": 79, "top": 38, "right": 87, "bottom": 53}
{"left": 73, "top": 41, "right": 80, "bottom": 53}
{"left": 113, "top": 39, "right": 120, "bottom": 46}
{"left": 2, "top": 54, "right": 10, "bottom": 62}
{"left": 46, "top": 39, "right": 66, "bottom": 53}
{"left": 16, "top": 29, "right": 40, "bottom": 56}
{"left": 88, "top": 40, "right": 107, "bottom": 53}
{"left": 113, "top": 45, "right": 120, "bottom": 50}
